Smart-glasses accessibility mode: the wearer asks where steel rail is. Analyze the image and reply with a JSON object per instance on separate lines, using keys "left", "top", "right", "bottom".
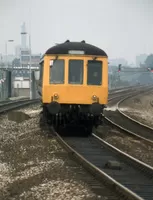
{"left": 0, "top": 97, "right": 29, "bottom": 103}
{"left": 104, "top": 87, "right": 153, "bottom": 146}
{"left": 54, "top": 86, "right": 153, "bottom": 199}
{"left": 0, "top": 99, "right": 39, "bottom": 114}
{"left": 117, "top": 91, "right": 153, "bottom": 133}
{"left": 0, "top": 98, "right": 30, "bottom": 107}
{"left": 55, "top": 132, "right": 153, "bottom": 200}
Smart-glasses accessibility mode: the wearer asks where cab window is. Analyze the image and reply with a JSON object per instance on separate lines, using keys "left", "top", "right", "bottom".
{"left": 68, "top": 60, "right": 83, "bottom": 84}
{"left": 87, "top": 60, "right": 102, "bottom": 85}
{"left": 50, "top": 60, "right": 65, "bottom": 84}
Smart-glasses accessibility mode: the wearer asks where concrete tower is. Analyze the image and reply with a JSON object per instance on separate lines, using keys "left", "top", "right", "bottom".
{"left": 21, "top": 22, "right": 27, "bottom": 49}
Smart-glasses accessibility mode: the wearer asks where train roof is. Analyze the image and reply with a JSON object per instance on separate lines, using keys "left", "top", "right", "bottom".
{"left": 45, "top": 40, "right": 107, "bottom": 57}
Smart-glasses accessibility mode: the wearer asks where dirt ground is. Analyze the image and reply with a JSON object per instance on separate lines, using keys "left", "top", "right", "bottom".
{"left": 0, "top": 104, "right": 114, "bottom": 200}
{"left": 119, "top": 91, "right": 153, "bottom": 127}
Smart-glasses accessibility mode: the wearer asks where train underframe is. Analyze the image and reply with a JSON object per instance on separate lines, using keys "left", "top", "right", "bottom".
{"left": 39, "top": 102, "right": 105, "bottom": 136}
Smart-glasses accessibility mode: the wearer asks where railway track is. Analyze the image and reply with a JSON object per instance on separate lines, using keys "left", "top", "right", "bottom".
{"left": 0, "top": 98, "right": 39, "bottom": 114}
{"left": 109, "top": 85, "right": 147, "bottom": 97}
{"left": 105, "top": 87, "right": 153, "bottom": 145}
{"left": 108, "top": 85, "right": 152, "bottom": 103}
{"left": 55, "top": 133, "right": 153, "bottom": 200}
{"left": 52, "top": 86, "right": 153, "bottom": 200}
{"left": 1, "top": 86, "right": 152, "bottom": 199}
{"left": 109, "top": 85, "right": 144, "bottom": 94}
{"left": 0, "top": 87, "right": 145, "bottom": 200}
{"left": 0, "top": 97, "right": 30, "bottom": 105}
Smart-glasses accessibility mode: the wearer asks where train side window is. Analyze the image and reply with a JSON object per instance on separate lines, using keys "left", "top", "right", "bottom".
{"left": 39, "top": 61, "right": 44, "bottom": 86}
{"left": 87, "top": 60, "right": 102, "bottom": 85}
{"left": 68, "top": 60, "right": 83, "bottom": 84}
{"left": 50, "top": 60, "right": 65, "bottom": 84}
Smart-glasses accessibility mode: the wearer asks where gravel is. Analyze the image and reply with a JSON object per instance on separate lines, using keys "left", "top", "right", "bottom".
{"left": 96, "top": 91, "right": 153, "bottom": 168}
{"left": 96, "top": 124, "right": 153, "bottom": 167}
{"left": 119, "top": 92, "right": 153, "bottom": 128}
{"left": 0, "top": 103, "right": 114, "bottom": 200}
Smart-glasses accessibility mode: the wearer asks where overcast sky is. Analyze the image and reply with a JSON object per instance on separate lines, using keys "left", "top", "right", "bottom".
{"left": 0, "top": 0, "right": 153, "bottom": 63}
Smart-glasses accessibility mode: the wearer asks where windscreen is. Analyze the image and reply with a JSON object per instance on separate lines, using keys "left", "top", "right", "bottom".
{"left": 68, "top": 60, "right": 83, "bottom": 84}
{"left": 87, "top": 60, "right": 102, "bottom": 85}
{"left": 50, "top": 60, "right": 64, "bottom": 84}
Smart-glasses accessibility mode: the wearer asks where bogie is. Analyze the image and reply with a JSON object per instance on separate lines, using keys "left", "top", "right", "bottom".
{"left": 39, "top": 103, "right": 104, "bottom": 136}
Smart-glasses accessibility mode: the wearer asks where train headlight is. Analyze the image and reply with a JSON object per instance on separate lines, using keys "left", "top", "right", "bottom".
{"left": 92, "top": 95, "right": 98, "bottom": 101}
{"left": 54, "top": 93, "right": 59, "bottom": 100}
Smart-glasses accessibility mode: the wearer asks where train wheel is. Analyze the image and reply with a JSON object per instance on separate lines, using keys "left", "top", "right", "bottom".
{"left": 85, "top": 125, "right": 93, "bottom": 137}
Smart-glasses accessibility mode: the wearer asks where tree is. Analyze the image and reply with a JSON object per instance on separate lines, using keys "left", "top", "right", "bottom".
{"left": 145, "top": 54, "right": 153, "bottom": 68}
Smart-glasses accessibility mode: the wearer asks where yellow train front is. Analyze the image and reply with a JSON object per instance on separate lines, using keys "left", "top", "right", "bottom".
{"left": 38, "top": 40, "right": 108, "bottom": 135}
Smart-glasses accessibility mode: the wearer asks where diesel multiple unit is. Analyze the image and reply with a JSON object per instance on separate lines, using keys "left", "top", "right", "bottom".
{"left": 37, "top": 40, "right": 108, "bottom": 135}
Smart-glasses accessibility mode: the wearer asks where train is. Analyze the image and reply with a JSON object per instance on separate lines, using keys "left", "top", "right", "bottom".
{"left": 36, "top": 40, "right": 108, "bottom": 135}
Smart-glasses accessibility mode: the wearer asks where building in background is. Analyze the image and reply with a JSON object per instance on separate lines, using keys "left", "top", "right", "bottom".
{"left": 0, "top": 22, "right": 41, "bottom": 73}
{"left": 15, "top": 45, "right": 21, "bottom": 58}
{"left": 136, "top": 54, "right": 148, "bottom": 67}
{"left": 21, "top": 22, "right": 27, "bottom": 49}
{"left": 11, "top": 22, "right": 41, "bottom": 78}
{"left": 2, "top": 55, "right": 15, "bottom": 64}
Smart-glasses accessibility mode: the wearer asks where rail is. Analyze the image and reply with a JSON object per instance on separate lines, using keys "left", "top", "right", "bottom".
{"left": 55, "top": 132, "right": 153, "bottom": 200}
